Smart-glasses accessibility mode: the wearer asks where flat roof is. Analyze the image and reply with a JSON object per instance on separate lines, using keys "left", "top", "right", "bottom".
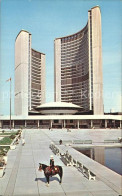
{"left": 0, "top": 115, "right": 121, "bottom": 121}
{"left": 36, "top": 102, "right": 81, "bottom": 109}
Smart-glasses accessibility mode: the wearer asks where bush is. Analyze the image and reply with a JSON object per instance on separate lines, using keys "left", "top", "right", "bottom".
{"left": 0, "top": 147, "right": 9, "bottom": 153}
{"left": 9, "top": 134, "right": 16, "bottom": 139}
{"left": 16, "top": 130, "right": 21, "bottom": 135}
{"left": 2, "top": 130, "right": 5, "bottom": 134}
{"left": 0, "top": 150, "right": 6, "bottom": 156}
{"left": 0, "top": 162, "right": 4, "bottom": 167}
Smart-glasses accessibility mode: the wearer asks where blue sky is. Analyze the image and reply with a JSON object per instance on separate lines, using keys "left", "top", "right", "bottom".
{"left": 0, "top": 0, "right": 121, "bottom": 115}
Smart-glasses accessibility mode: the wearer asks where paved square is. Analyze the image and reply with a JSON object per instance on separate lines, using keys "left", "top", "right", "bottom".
{"left": 0, "top": 129, "right": 121, "bottom": 196}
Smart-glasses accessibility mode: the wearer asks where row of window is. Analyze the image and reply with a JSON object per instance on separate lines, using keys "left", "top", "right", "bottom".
{"left": 61, "top": 75, "right": 89, "bottom": 86}
{"left": 61, "top": 50, "right": 88, "bottom": 58}
{"left": 61, "top": 84, "right": 89, "bottom": 91}
{"left": 31, "top": 68, "right": 41, "bottom": 74}
{"left": 32, "top": 57, "right": 41, "bottom": 64}
{"left": 61, "top": 39, "right": 85, "bottom": 48}
{"left": 61, "top": 98, "right": 89, "bottom": 107}
{"left": 61, "top": 58, "right": 88, "bottom": 65}
{"left": 61, "top": 26, "right": 88, "bottom": 44}
{"left": 61, "top": 58, "right": 87, "bottom": 66}
{"left": 31, "top": 88, "right": 41, "bottom": 92}
{"left": 61, "top": 64, "right": 88, "bottom": 70}
{"left": 61, "top": 80, "right": 88, "bottom": 87}
{"left": 61, "top": 72, "right": 88, "bottom": 79}
{"left": 31, "top": 82, "right": 41, "bottom": 90}
{"left": 61, "top": 41, "right": 88, "bottom": 52}
{"left": 31, "top": 73, "right": 41, "bottom": 79}
{"left": 31, "top": 78, "right": 41, "bottom": 84}
{"left": 32, "top": 49, "right": 41, "bottom": 59}
{"left": 31, "top": 62, "right": 41, "bottom": 69}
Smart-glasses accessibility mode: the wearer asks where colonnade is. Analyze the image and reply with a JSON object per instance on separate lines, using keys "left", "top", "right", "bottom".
{"left": 0, "top": 119, "right": 121, "bottom": 129}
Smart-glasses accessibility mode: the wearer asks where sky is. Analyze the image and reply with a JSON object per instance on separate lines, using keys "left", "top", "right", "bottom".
{"left": 0, "top": 0, "right": 121, "bottom": 115}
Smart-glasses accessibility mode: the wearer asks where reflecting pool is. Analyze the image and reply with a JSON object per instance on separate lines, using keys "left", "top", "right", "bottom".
{"left": 74, "top": 147, "right": 122, "bottom": 175}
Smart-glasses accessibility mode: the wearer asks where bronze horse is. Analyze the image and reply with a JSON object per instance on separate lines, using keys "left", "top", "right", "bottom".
{"left": 38, "top": 163, "right": 63, "bottom": 186}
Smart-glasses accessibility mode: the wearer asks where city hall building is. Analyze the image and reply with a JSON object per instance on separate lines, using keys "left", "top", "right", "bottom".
{"left": 0, "top": 6, "right": 121, "bottom": 130}
{"left": 54, "top": 6, "right": 103, "bottom": 115}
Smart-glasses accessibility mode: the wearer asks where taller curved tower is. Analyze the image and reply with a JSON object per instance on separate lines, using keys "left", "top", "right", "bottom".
{"left": 54, "top": 6, "right": 103, "bottom": 115}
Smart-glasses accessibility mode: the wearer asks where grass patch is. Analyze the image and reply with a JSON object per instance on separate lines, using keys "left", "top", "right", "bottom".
{"left": 0, "top": 137, "right": 12, "bottom": 145}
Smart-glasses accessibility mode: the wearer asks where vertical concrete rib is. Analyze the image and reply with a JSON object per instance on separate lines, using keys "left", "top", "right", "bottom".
{"left": 54, "top": 39, "right": 61, "bottom": 102}
{"left": 91, "top": 6, "right": 104, "bottom": 115}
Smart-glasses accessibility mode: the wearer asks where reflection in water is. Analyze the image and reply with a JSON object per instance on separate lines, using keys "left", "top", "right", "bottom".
{"left": 105, "top": 147, "right": 122, "bottom": 175}
{"left": 74, "top": 147, "right": 122, "bottom": 175}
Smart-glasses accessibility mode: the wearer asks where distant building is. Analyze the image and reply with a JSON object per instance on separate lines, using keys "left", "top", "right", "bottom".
{"left": 15, "top": 30, "right": 45, "bottom": 116}
{"left": 54, "top": 6, "right": 104, "bottom": 115}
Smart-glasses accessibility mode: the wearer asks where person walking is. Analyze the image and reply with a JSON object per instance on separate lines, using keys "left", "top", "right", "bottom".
{"left": 22, "top": 138, "right": 25, "bottom": 146}
{"left": 59, "top": 139, "right": 62, "bottom": 145}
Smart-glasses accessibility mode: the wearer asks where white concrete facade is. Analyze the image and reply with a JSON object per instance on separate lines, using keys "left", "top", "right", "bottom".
{"left": 15, "top": 30, "right": 31, "bottom": 116}
{"left": 54, "top": 39, "right": 61, "bottom": 102}
{"left": 90, "top": 6, "right": 104, "bottom": 115}
{"left": 15, "top": 30, "right": 45, "bottom": 116}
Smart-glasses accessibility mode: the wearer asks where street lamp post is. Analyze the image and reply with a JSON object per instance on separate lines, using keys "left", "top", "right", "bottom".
{"left": 10, "top": 78, "right": 11, "bottom": 130}
{"left": 6, "top": 77, "right": 12, "bottom": 130}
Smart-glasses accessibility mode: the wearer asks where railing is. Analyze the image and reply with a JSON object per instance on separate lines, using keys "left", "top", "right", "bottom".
{"left": 53, "top": 140, "right": 92, "bottom": 145}
{"left": 49, "top": 142, "right": 96, "bottom": 180}
{"left": 104, "top": 139, "right": 121, "bottom": 143}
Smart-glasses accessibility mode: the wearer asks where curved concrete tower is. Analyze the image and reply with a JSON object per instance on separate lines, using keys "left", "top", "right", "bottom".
{"left": 15, "top": 30, "right": 46, "bottom": 116}
{"left": 54, "top": 6, "right": 104, "bottom": 115}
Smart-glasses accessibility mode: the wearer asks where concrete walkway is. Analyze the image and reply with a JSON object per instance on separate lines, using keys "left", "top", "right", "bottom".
{"left": 0, "top": 129, "right": 121, "bottom": 196}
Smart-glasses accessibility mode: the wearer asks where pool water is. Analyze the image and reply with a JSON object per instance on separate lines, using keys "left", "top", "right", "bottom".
{"left": 105, "top": 147, "right": 122, "bottom": 175}
{"left": 74, "top": 147, "right": 122, "bottom": 175}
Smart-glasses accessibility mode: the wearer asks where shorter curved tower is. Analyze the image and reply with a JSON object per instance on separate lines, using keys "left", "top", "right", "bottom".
{"left": 15, "top": 30, "right": 46, "bottom": 116}
{"left": 54, "top": 6, "right": 104, "bottom": 115}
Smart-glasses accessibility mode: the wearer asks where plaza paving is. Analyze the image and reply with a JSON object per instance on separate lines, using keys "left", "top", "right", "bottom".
{"left": 0, "top": 128, "right": 121, "bottom": 196}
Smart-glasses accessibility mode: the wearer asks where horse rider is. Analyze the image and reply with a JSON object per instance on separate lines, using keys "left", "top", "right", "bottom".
{"left": 50, "top": 155, "right": 57, "bottom": 175}
{"left": 50, "top": 155, "right": 54, "bottom": 169}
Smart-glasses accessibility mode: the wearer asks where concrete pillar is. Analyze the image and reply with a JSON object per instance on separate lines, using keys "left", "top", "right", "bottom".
{"left": 38, "top": 120, "right": 39, "bottom": 128}
{"left": 0, "top": 120, "right": 2, "bottom": 128}
{"left": 62, "top": 120, "right": 63, "bottom": 128}
{"left": 50, "top": 120, "right": 53, "bottom": 128}
{"left": 120, "top": 121, "right": 122, "bottom": 129}
{"left": 25, "top": 120, "right": 27, "bottom": 128}
{"left": 113, "top": 120, "right": 115, "bottom": 128}
{"left": 77, "top": 120, "right": 79, "bottom": 129}
{"left": 64, "top": 120, "right": 65, "bottom": 128}
{"left": 90, "top": 149, "right": 94, "bottom": 159}
{"left": 105, "top": 120, "right": 107, "bottom": 128}
{"left": 12, "top": 120, "right": 14, "bottom": 128}
{"left": 91, "top": 120, "right": 93, "bottom": 128}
